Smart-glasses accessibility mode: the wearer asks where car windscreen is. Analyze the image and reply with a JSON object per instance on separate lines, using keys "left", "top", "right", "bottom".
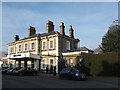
{"left": 16, "top": 68, "right": 19, "bottom": 70}
{"left": 70, "top": 69, "right": 78, "bottom": 72}
{"left": 13, "top": 68, "right": 17, "bottom": 70}
{"left": 62, "top": 69, "right": 70, "bottom": 72}
{"left": 20, "top": 68, "right": 25, "bottom": 70}
{"left": 27, "top": 68, "right": 33, "bottom": 70}
{"left": 7, "top": 68, "right": 13, "bottom": 70}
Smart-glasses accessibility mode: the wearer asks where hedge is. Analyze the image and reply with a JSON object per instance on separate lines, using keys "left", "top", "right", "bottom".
{"left": 76, "top": 52, "right": 120, "bottom": 77}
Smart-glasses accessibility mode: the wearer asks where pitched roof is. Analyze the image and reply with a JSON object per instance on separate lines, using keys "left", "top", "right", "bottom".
{"left": 20, "top": 34, "right": 38, "bottom": 40}
{"left": 80, "top": 47, "right": 93, "bottom": 52}
{"left": 40, "top": 31, "right": 59, "bottom": 37}
{"left": 93, "top": 47, "right": 102, "bottom": 54}
{"left": 8, "top": 30, "right": 79, "bottom": 44}
{"left": 8, "top": 31, "right": 59, "bottom": 44}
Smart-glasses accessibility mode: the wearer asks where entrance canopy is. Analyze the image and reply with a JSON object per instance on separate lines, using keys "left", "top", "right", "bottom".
{"left": 7, "top": 53, "right": 40, "bottom": 60}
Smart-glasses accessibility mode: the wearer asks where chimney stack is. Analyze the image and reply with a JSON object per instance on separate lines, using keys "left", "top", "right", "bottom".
{"left": 14, "top": 35, "right": 19, "bottom": 42}
{"left": 46, "top": 20, "right": 54, "bottom": 33}
{"left": 28, "top": 26, "right": 36, "bottom": 37}
{"left": 60, "top": 22, "right": 65, "bottom": 35}
{"left": 69, "top": 25, "right": 74, "bottom": 38}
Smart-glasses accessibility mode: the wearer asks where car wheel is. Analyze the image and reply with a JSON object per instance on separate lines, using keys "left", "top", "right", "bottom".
{"left": 33, "top": 72, "right": 37, "bottom": 76}
{"left": 81, "top": 78, "right": 86, "bottom": 81}
{"left": 12, "top": 72, "right": 15, "bottom": 76}
{"left": 19, "top": 73, "right": 23, "bottom": 76}
{"left": 59, "top": 75, "right": 63, "bottom": 79}
{"left": 73, "top": 76, "right": 77, "bottom": 80}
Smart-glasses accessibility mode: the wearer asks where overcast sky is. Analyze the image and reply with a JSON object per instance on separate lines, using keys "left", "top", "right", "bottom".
{"left": 2, "top": 2, "right": 118, "bottom": 52}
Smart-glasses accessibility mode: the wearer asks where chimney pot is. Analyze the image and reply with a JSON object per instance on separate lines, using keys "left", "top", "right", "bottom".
{"left": 28, "top": 26, "right": 36, "bottom": 37}
{"left": 61, "top": 22, "right": 64, "bottom": 25}
{"left": 14, "top": 35, "right": 19, "bottom": 42}
{"left": 69, "top": 25, "right": 74, "bottom": 38}
{"left": 60, "top": 22, "right": 65, "bottom": 35}
{"left": 70, "top": 25, "right": 72, "bottom": 28}
{"left": 46, "top": 20, "right": 54, "bottom": 33}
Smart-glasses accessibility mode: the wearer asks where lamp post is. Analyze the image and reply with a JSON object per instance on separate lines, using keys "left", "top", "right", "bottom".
{"left": 79, "top": 58, "right": 83, "bottom": 67}
{"left": 78, "top": 58, "right": 84, "bottom": 72}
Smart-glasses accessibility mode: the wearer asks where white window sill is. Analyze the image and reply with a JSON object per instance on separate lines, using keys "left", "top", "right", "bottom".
{"left": 25, "top": 50, "right": 28, "bottom": 51}
{"left": 49, "top": 48, "right": 54, "bottom": 50}
{"left": 30, "top": 49, "right": 35, "bottom": 51}
{"left": 18, "top": 51, "right": 22, "bottom": 53}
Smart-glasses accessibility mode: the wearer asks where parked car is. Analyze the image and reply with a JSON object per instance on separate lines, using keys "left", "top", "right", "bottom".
{"left": 2, "top": 67, "right": 11, "bottom": 74}
{"left": 7, "top": 67, "right": 20, "bottom": 75}
{"left": 12, "top": 67, "right": 21, "bottom": 75}
{"left": 6, "top": 67, "right": 13, "bottom": 75}
{"left": 59, "top": 68, "right": 86, "bottom": 80}
{"left": 14, "top": 67, "right": 38, "bottom": 76}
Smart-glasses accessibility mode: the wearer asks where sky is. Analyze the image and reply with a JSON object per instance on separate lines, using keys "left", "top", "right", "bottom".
{"left": 2, "top": 2, "right": 118, "bottom": 52}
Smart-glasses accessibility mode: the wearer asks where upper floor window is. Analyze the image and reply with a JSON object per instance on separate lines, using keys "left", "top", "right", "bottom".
{"left": 14, "top": 46, "right": 16, "bottom": 53}
{"left": 24, "top": 43, "right": 28, "bottom": 51}
{"left": 10, "top": 47, "right": 13, "bottom": 53}
{"left": 74, "top": 41, "right": 76, "bottom": 48}
{"left": 49, "top": 39, "right": 54, "bottom": 49}
{"left": 66, "top": 40, "right": 70, "bottom": 50}
{"left": 77, "top": 42, "right": 79, "bottom": 49}
{"left": 31, "top": 42, "right": 35, "bottom": 50}
{"left": 42, "top": 41, "right": 46, "bottom": 50}
{"left": 18, "top": 45, "right": 22, "bottom": 52}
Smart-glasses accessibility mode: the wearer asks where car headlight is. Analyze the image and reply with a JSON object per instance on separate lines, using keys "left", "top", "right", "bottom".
{"left": 81, "top": 75, "right": 85, "bottom": 78}
{"left": 76, "top": 73, "right": 79, "bottom": 76}
{"left": 15, "top": 71, "right": 18, "bottom": 73}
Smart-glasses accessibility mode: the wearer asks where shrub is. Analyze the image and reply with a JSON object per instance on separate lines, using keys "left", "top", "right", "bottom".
{"left": 76, "top": 52, "right": 119, "bottom": 77}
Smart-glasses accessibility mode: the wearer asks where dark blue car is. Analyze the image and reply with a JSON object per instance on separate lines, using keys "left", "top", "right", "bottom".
{"left": 59, "top": 68, "right": 86, "bottom": 80}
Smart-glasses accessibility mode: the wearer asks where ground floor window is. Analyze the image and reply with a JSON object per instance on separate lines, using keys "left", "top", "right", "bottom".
{"left": 27, "top": 61, "right": 31, "bottom": 67}
{"left": 21, "top": 61, "right": 24, "bottom": 67}
{"left": 41, "top": 58, "right": 46, "bottom": 70}
{"left": 49, "top": 58, "right": 54, "bottom": 69}
{"left": 15, "top": 60, "right": 32, "bottom": 68}
{"left": 69, "top": 59, "right": 73, "bottom": 67}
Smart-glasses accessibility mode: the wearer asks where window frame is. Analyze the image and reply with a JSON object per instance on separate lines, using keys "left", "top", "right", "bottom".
{"left": 41, "top": 58, "right": 46, "bottom": 70}
{"left": 66, "top": 40, "right": 70, "bottom": 50}
{"left": 49, "top": 39, "right": 54, "bottom": 49}
{"left": 30, "top": 42, "right": 35, "bottom": 51}
{"left": 24, "top": 43, "right": 28, "bottom": 51}
{"left": 49, "top": 58, "right": 54, "bottom": 69}
{"left": 70, "top": 59, "right": 73, "bottom": 64}
{"left": 14, "top": 46, "right": 16, "bottom": 53}
{"left": 42, "top": 40, "right": 47, "bottom": 50}
{"left": 10, "top": 46, "right": 13, "bottom": 53}
{"left": 18, "top": 44, "right": 22, "bottom": 52}
{"left": 69, "top": 59, "right": 73, "bottom": 67}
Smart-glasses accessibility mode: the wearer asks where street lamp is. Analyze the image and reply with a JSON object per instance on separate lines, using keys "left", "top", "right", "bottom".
{"left": 79, "top": 58, "right": 83, "bottom": 67}
{"left": 80, "top": 58, "right": 83, "bottom": 62}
